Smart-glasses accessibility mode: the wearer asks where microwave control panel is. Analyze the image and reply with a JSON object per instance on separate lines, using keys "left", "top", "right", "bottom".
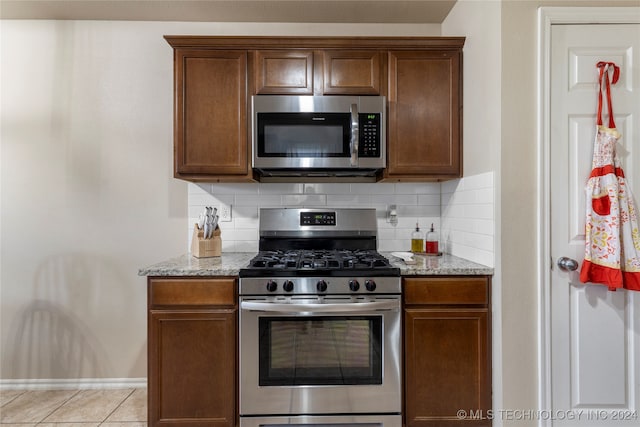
{"left": 359, "top": 113, "right": 381, "bottom": 158}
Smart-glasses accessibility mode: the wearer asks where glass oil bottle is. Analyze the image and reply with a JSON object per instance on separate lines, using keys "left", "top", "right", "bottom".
{"left": 411, "top": 223, "right": 423, "bottom": 252}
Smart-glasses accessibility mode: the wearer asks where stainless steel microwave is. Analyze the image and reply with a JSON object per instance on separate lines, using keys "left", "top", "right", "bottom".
{"left": 251, "top": 95, "right": 386, "bottom": 181}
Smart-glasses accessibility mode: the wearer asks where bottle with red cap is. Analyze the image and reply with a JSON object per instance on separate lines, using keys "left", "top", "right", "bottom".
{"left": 425, "top": 223, "right": 439, "bottom": 254}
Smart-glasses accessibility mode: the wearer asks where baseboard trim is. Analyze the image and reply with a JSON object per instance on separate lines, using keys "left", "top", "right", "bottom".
{"left": 0, "top": 378, "right": 147, "bottom": 390}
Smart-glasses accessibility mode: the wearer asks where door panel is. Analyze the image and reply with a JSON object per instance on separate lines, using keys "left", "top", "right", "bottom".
{"left": 550, "top": 23, "right": 640, "bottom": 426}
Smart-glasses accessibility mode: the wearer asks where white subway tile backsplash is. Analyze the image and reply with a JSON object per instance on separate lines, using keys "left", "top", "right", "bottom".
{"left": 233, "top": 205, "right": 259, "bottom": 221}
{"left": 441, "top": 171, "right": 495, "bottom": 267}
{"left": 304, "top": 183, "right": 350, "bottom": 194}
{"left": 235, "top": 194, "right": 282, "bottom": 207}
{"left": 189, "top": 183, "right": 213, "bottom": 195}
{"left": 395, "top": 205, "right": 440, "bottom": 217}
{"left": 440, "top": 179, "right": 462, "bottom": 194}
{"left": 417, "top": 194, "right": 441, "bottom": 206}
{"left": 327, "top": 194, "right": 373, "bottom": 205}
{"left": 233, "top": 228, "right": 259, "bottom": 241}
{"left": 394, "top": 182, "right": 441, "bottom": 195}
{"left": 187, "top": 175, "right": 494, "bottom": 268}
{"left": 377, "top": 228, "right": 396, "bottom": 240}
{"left": 475, "top": 187, "right": 494, "bottom": 204}
{"left": 259, "top": 183, "right": 304, "bottom": 194}
{"left": 350, "top": 183, "right": 396, "bottom": 194}
{"left": 465, "top": 203, "right": 493, "bottom": 220}
{"left": 211, "top": 183, "right": 259, "bottom": 194}
{"left": 282, "top": 194, "right": 327, "bottom": 206}
{"left": 379, "top": 240, "right": 407, "bottom": 252}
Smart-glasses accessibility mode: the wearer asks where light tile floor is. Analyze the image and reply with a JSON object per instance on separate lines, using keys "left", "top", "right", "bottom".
{"left": 0, "top": 388, "right": 146, "bottom": 426}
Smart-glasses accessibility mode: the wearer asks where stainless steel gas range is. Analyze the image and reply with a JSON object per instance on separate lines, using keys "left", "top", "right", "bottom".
{"left": 239, "top": 208, "right": 402, "bottom": 427}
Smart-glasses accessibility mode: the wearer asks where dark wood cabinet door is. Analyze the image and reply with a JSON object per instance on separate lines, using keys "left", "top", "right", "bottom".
{"left": 322, "top": 50, "right": 382, "bottom": 95}
{"left": 387, "top": 50, "right": 462, "bottom": 179}
{"left": 149, "top": 309, "right": 236, "bottom": 427}
{"left": 174, "top": 49, "right": 250, "bottom": 180}
{"left": 404, "top": 308, "right": 491, "bottom": 427}
{"left": 254, "top": 50, "right": 314, "bottom": 94}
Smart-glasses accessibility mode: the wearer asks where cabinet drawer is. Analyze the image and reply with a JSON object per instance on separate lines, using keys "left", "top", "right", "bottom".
{"left": 149, "top": 278, "right": 236, "bottom": 307}
{"left": 404, "top": 277, "right": 489, "bottom": 306}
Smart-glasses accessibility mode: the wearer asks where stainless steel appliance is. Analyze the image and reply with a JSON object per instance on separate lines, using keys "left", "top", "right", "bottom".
{"left": 239, "top": 208, "right": 401, "bottom": 427}
{"left": 251, "top": 96, "right": 386, "bottom": 181}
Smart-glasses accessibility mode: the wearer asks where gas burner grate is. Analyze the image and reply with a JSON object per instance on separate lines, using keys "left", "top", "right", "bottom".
{"left": 246, "top": 249, "right": 393, "bottom": 271}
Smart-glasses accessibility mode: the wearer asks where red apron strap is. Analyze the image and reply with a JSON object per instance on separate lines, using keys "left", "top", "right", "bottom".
{"left": 596, "top": 61, "right": 620, "bottom": 129}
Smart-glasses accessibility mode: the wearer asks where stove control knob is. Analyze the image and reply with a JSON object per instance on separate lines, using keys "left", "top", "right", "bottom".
{"left": 349, "top": 280, "right": 360, "bottom": 292}
{"left": 316, "top": 280, "right": 328, "bottom": 292}
{"left": 266, "top": 280, "right": 278, "bottom": 292}
{"left": 365, "top": 279, "right": 376, "bottom": 292}
{"left": 283, "top": 280, "right": 294, "bottom": 292}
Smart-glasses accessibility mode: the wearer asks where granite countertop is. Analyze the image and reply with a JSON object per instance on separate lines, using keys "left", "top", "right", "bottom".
{"left": 138, "top": 253, "right": 255, "bottom": 277}
{"left": 139, "top": 252, "right": 493, "bottom": 277}
{"left": 383, "top": 252, "right": 493, "bottom": 276}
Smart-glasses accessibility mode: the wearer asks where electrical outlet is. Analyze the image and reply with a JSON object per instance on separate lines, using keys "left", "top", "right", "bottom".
{"left": 219, "top": 203, "right": 232, "bottom": 222}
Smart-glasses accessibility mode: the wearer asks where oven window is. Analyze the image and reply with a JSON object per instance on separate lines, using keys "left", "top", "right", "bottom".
{"left": 259, "top": 316, "right": 382, "bottom": 386}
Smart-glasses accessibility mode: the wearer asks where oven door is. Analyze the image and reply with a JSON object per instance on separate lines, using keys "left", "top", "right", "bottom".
{"left": 239, "top": 295, "right": 401, "bottom": 416}
{"left": 240, "top": 414, "right": 402, "bottom": 427}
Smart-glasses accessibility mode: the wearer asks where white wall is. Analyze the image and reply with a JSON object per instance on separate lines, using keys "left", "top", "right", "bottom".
{"left": 1, "top": 20, "right": 185, "bottom": 381}
{"left": 1, "top": 20, "right": 444, "bottom": 381}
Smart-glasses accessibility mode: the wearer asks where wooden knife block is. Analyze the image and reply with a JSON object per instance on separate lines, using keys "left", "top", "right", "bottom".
{"left": 191, "top": 224, "right": 222, "bottom": 258}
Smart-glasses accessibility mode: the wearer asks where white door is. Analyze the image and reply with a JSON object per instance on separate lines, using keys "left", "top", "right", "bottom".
{"left": 550, "top": 23, "right": 640, "bottom": 426}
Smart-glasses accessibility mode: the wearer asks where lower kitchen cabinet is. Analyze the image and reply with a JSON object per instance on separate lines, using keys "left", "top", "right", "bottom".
{"left": 148, "top": 277, "right": 237, "bottom": 427}
{"left": 403, "top": 277, "right": 492, "bottom": 427}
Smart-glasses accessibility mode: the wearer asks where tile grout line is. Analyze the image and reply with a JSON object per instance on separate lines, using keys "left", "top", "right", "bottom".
{"left": 0, "top": 390, "right": 28, "bottom": 409}
{"left": 34, "top": 389, "right": 81, "bottom": 425}
{"left": 98, "top": 388, "right": 136, "bottom": 425}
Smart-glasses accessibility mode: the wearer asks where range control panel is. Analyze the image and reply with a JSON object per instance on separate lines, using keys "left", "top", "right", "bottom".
{"left": 300, "top": 211, "right": 336, "bottom": 226}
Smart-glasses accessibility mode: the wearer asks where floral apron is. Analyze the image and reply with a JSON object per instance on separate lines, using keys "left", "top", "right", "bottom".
{"left": 579, "top": 61, "right": 640, "bottom": 291}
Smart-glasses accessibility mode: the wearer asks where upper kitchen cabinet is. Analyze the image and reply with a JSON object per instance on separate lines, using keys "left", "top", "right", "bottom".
{"left": 169, "top": 45, "right": 252, "bottom": 182}
{"left": 253, "top": 49, "right": 382, "bottom": 95}
{"left": 165, "top": 36, "right": 464, "bottom": 183}
{"left": 322, "top": 50, "right": 382, "bottom": 95}
{"left": 254, "top": 50, "right": 315, "bottom": 95}
{"left": 386, "top": 46, "right": 463, "bottom": 180}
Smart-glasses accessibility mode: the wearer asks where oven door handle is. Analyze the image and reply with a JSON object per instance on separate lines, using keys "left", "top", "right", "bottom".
{"left": 240, "top": 299, "right": 399, "bottom": 313}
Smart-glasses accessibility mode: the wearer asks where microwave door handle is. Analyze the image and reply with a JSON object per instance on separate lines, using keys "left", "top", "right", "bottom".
{"left": 240, "top": 299, "right": 398, "bottom": 313}
{"left": 350, "top": 103, "right": 359, "bottom": 167}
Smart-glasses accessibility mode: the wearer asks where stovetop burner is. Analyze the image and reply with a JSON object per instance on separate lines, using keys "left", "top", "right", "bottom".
{"left": 240, "top": 208, "right": 401, "bottom": 279}
{"left": 240, "top": 249, "right": 398, "bottom": 277}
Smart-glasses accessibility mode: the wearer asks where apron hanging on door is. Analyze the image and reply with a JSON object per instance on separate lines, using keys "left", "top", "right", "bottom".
{"left": 580, "top": 61, "right": 640, "bottom": 291}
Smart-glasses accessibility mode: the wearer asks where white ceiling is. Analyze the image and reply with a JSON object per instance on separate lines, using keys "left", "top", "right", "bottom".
{"left": 0, "top": 0, "right": 457, "bottom": 23}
